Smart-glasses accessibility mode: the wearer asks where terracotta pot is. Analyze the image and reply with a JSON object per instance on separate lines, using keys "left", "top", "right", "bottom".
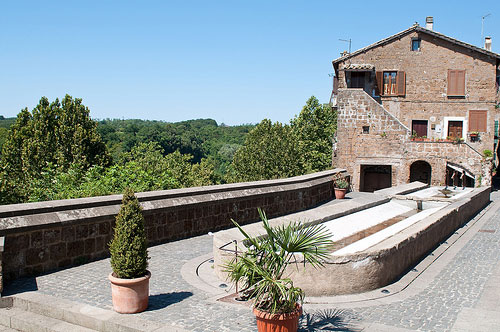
{"left": 109, "top": 270, "right": 150, "bottom": 314}
{"left": 334, "top": 188, "right": 347, "bottom": 199}
{"left": 253, "top": 304, "right": 302, "bottom": 332}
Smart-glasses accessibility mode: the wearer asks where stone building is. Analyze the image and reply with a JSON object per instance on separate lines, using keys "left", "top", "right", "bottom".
{"left": 331, "top": 17, "right": 500, "bottom": 192}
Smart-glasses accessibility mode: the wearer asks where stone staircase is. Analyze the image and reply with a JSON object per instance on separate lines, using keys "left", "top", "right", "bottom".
{"left": 0, "top": 307, "right": 95, "bottom": 332}
{"left": 0, "top": 292, "right": 187, "bottom": 332}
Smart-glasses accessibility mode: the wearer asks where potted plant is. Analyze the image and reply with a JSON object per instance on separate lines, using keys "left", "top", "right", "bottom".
{"left": 224, "top": 209, "right": 333, "bottom": 332}
{"left": 334, "top": 178, "right": 349, "bottom": 199}
{"left": 469, "top": 131, "right": 480, "bottom": 142}
{"left": 411, "top": 130, "right": 417, "bottom": 140}
{"left": 109, "top": 188, "right": 150, "bottom": 314}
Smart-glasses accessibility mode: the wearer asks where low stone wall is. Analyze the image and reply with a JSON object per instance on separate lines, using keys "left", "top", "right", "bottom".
{"left": 0, "top": 169, "right": 342, "bottom": 287}
{"left": 213, "top": 181, "right": 428, "bottom": 282}
{"left": 213, "top": 183, "right": 490, "bottom": 296}
{"left": 291, "top": 185, "right": 491, "bottom": 295}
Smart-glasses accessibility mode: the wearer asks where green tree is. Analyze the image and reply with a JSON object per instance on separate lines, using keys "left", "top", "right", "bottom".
{"left": 228, "top": 119, "right": 303, "bottom": 182}
{"left": 0, "top": 95, "right": 110, "bottom": 203}
{"left": 290, "top": 96, "right": 336, "bottom": 172}
{"left": 227, "top": 96, "right": 336, "bottom": 183}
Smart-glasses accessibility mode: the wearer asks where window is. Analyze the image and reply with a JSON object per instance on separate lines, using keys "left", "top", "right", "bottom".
{"left": 384, "top": 72, "right": 397, "bottom": 95}
{"left": 411, "top": 38, "right": 421, "bottom": 51}
{"left": 448, "top": 120, "right": 463, "bottom": 139}
{"left": 362, "top": 126, "right": 370, "bottom": 134}
{"left": 469, "top": 110, "right": 487, "bottom": 132}
{"left": 376, "top": 71, "right": 405, "bottom": 96}
{"left": 447, "top": 70, "right": 466, "bottom": 96}
{"left": 348, "top": 72, "right": 366, "bottom": 89}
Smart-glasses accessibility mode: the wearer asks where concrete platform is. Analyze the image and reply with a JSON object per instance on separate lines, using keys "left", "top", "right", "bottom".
{"left": 1, "top": 187, "right": 500, "bottom": 331}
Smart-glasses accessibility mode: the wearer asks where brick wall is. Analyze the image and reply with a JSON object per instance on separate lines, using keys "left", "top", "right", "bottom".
{"left": 334, "top": 89, "right": 490, "bottom": 189}
{"left": 333, "top": 29, "right": 498, "bottom": 189}
{"left": 0, "top": 169, "right": 341, "bottom": 285}
{"left": 335, "top": 89, "right": 410, "bottom": 190}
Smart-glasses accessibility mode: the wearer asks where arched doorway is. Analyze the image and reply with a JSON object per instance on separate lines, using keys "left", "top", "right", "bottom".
{"left": 410, "top": 161, "right": 431, "bottom": 184}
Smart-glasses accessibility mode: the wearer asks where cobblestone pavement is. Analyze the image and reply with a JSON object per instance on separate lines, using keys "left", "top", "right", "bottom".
{"left": 337, "top": 193, "right": 500, "bottom": 332}
{"left": 5, "top": 192, "right": 500, "bottom": 332}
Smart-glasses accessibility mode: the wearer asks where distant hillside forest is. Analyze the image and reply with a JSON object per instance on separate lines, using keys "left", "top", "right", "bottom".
{"left": 0, "top": 95, "right": 336, "bottom": 204}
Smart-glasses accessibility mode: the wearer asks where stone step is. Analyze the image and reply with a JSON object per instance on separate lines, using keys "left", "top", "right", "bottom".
{"left": 3, "top": 291, "right": 190, "bottom": 332}
{"left": 0, "top": 307, "right": 96, "bottom": 332}
{"left": 0, "top": 326, "right": 21, "bottom": 332}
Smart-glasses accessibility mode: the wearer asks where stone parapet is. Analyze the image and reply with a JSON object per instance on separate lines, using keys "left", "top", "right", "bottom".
{"left": 0, "top": 169, "right": 342, "bottom": 287}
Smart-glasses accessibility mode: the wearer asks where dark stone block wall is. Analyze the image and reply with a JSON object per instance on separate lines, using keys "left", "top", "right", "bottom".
{"left": 0, "top": 169, "right": 342, "bottom": 286}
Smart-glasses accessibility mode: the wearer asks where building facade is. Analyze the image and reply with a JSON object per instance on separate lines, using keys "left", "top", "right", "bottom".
{"left": 332, "top": 18, "right": 500, "bottom": 192}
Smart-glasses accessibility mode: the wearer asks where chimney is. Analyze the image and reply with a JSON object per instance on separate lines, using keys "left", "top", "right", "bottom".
{"left": 485, "top": 36, "right": 492, "bottom": 51}
{"left": 426, "top": 16, "right": 434, "bottom": 30}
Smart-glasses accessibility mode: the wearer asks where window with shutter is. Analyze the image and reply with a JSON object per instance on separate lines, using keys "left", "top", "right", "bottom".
{"left": 397, "top": 71, "right": 406, "bottom": 96}
{"left": 469, "top": 110, "right": 487, "bottom": 132}
{"left": 378, "top": 71, "right": 405, "bottom": 96}
{"left": 375, "top": 71, "right": 383, "bottom": 96}
{"left": 447, "top": 70, "right": 466, "bottom": 96}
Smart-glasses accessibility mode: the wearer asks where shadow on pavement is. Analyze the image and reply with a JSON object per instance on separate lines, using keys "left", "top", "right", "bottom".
{"left": 146, "top": 291, "right": 193, "bottom": 311}
{"left": 2, "top": 276, "right": 38, "bottom": 296}
{"left": 299, "top": 308, "right": 360, "bottom": 332}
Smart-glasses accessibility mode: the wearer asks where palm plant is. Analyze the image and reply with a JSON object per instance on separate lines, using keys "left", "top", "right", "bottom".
{"left": 224, "top": 209, "right": 333, "bottom": 314}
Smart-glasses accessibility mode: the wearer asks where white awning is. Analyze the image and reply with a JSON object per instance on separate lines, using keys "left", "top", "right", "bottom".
{"left": 447, "top": 163, "right": 474, "bottom": 178}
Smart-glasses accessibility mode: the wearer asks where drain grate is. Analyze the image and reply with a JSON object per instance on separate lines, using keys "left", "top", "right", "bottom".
{"left": 478, "top": 229, "right": 495, "bottom": 233}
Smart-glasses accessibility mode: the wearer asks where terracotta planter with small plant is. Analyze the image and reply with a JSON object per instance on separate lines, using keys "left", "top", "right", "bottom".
{"left": 334, "top": 178, "right": 349, "bottom": 199}
{"left": 224, "top": 209, "right": 333, "bottom": 332}
{"left": 109, "top": 188, "right": 150, "bottom": 314}
{"left": 254, "top": 304, "right": 303, "bottom": 332}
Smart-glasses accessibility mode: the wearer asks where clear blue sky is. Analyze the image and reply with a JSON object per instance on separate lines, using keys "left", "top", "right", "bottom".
{"left": 1, "top": 1, "right": 499, "bottom": 125}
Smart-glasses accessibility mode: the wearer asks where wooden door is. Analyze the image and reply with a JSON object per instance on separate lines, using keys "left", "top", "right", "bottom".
{"left": 412, "top": 120, "right": 428, "bottom": 137}
{"left": 448, "top": 121, "right": 463, "bottom": 138}
{"left": 361, "top": 165, "right": 392, "bottom": 192}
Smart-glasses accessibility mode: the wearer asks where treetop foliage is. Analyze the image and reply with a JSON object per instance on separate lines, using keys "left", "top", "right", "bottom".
{"left": 228, "top": 96, "right": 336, "bottom": 182}
{"left": 0, "top": 95, "right": 110, "bottom": 203}
{"left": 0, "top": 95, "right": 336, "bottom": 204}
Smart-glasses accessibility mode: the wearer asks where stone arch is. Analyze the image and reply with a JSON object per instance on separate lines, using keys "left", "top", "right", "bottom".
{"left": 410, "top": 160, "right": 432, "bottom": 185}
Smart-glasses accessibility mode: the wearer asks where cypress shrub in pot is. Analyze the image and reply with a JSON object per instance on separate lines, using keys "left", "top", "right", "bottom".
{"left": 109, "top": 188, "right": 150, "bottom": 314}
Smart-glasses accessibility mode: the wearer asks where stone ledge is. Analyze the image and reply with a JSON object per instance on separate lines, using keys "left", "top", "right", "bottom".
{"left": 0, "top": 169, "right": 342, "bottom": 219}
{"left": 0, "top": 169, "right": 343, "bottom": 235}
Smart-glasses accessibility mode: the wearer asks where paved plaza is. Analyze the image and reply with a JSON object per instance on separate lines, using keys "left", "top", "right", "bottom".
{"left": 4, "top": 191, "right": 500, "bottom": 331}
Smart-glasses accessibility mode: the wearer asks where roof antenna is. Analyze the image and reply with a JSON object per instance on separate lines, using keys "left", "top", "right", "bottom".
{"left": 481, "top": 13, "right": 491, "bottom": 47}
{"left": 339, "top": 38, "right": 352, "bottom": 54}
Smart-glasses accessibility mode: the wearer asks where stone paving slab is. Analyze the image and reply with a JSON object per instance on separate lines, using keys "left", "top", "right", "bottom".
{"left": 3, "top": 191, "right": 500, "bottom": 332}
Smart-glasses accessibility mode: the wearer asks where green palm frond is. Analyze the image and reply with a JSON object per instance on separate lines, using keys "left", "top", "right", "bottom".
{"left": 224, "top": 207, "right": 333, "bottom": 314}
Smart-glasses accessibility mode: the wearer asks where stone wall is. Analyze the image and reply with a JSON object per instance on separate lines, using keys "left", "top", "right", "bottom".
{"left": 405, "top": 141, "right": 490, "bottom": 186}
{"left": 291, "top": 186, "right": 491, "bottom": 296}
{"left": 0, "top": 169, "right": 341, "bottom": 285}
{"left": 333, "top": 28, "right": 499, "bottom": 189}
{"left": 335, "top": 31, "right": 498, "bottom": 151}
{"left": 334, "top": 89, "right": 490, "bottom": 190}
{"left": 335, "top": 89, "right": 409, "bottom": 190}
{"left": 213, "top": 183, "right": 491, "bottom": 296}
